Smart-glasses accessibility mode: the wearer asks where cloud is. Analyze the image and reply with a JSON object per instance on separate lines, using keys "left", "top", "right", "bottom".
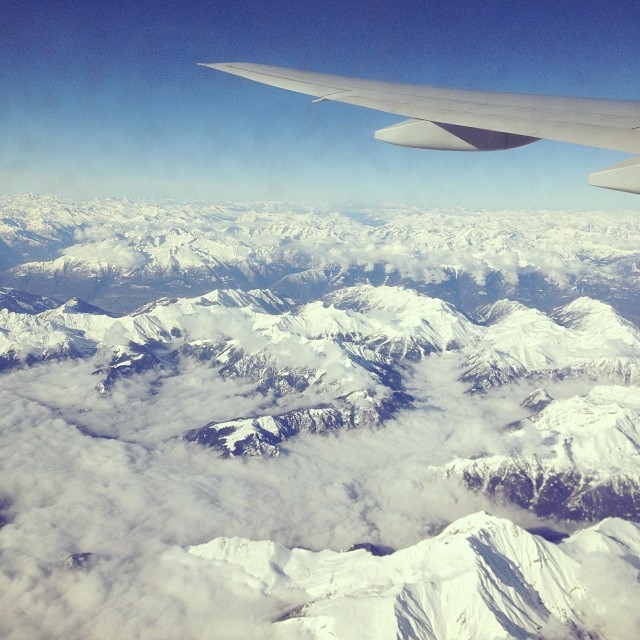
{"left": 61, "top": 239, "right": 146, "bottom": 269}
{"left": 574, "top": 552, "right": 640, "bottom": 640}
{"left": 0, "top": 348, "right": 569, "bottom": 639}
{"left": 0, "top": 364, "right": 624, "bottom": 638}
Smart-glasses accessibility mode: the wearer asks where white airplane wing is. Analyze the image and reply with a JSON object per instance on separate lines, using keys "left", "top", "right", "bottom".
{"left": 199, "top": 62, "right": 640, "bottom": 194}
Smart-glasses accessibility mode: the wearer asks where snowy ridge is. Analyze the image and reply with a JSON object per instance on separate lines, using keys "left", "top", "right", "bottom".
{"left": 2, "top": 282, "right": 640, "bottom": 457}
{"left": 450, "top": 385, "right": 640, "bottom": 520}
{"left": 2, "top": 284, "right": 639, "bottom": 385}
{"left": 461, "top": 297, "right": 640, "bottom": 390}
{"left": 188, "top": 512, "right": 640, "bottom": 639}
{"left": 554, "top": 296, "right": 640, "bottom": 338}
{"left": 0, "top": 287, "right": 60, "bottom": 314}
{"left": 184, "top": 388, "right": 407, "bottom": 457}
{"left": 269, "top": 284, "right": 479, "bottom": 360}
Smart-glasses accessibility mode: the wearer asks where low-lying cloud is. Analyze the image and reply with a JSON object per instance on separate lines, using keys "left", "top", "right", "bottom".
{"left": 0, "top": 350, "right": 571, "bottom": 639}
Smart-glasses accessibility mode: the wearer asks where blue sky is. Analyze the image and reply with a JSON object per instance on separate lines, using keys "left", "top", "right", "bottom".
{"left": 2, "top": 0, "right": 640, "bottom": 208}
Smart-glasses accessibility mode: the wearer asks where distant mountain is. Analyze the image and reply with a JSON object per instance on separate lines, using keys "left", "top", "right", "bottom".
{"left": 0, "top": 287, "right": 60, "bottom": 314}
{"left": 2, "top": 195, "right": 639, "bottom": 321}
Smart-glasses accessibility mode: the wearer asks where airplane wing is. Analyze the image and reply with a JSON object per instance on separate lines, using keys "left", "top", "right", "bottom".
{"left": 199, "top": 62, "right": 640, "bottom": 194}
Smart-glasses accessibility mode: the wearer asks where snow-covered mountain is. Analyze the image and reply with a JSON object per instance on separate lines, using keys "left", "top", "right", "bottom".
{"left": 189, "top": 511, "right": 640, "bottom": 639}
{"left": 2, "top": 276, "right": 640, "bottom": 461}
{"left": 461, "top": 297, "right": 640, "bottom": 391}
{"left": 2, "top": 195, "right": 640, "bottom": 639}
{"left": 449, "top": 385, "right": 640, "bottom": 521}
{"left": 2, "top": 194, "right": 639, "bottom": 321}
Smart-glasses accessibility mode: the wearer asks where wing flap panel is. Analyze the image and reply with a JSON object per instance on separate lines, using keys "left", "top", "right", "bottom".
{"left": 588, "top": 157, "right": 640, "bottom": 194}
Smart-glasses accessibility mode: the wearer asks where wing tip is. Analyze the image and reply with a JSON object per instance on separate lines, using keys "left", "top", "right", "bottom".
{"left": 197, "top": 62, "right": 228, "bottom": 70}
{"left": 197, "top": 62, "right": 249, "bottom": 69}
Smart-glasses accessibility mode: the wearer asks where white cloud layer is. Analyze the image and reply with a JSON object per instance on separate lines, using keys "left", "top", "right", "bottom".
{"left": 0, "top": 353, "right": 577, "bottom": 639}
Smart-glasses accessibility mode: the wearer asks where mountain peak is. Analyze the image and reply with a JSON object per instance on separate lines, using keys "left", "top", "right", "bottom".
{"left": 57, "top": 297, "right": 110, "bottom": 316}
{"left": 521, "top": 387, "right": 554, "bottom": 411}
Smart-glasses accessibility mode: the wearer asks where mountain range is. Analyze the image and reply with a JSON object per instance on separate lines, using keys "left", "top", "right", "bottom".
{"left": 1, "top": 195, "right": 639, "bottom": 639}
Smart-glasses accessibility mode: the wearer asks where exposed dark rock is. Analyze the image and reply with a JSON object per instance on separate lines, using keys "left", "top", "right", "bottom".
{"left": 95, "top": 341, "right": 178, "bottom": 392}
{"left": 0, "top": 496, "right": 12, "bottom": 529}
{"left": 347, "top": 542, "right": 395, "bottom": 556}
{"left": 58, "top": 298, "right": 111, "bottom": 316}
{"left": 274, "top": 604, "right": 308, "bottom": 623}
{"left": 526, "top": 527, "right": 569, "bottom": 544}
{"left": 185, "top": 390, "right": 413, "bottom": 457}
{"left": 461, "top": 461, "right": 640, "bottom": 522}
{"left": 64, "top": 552, "right": 94, "bottom": 570}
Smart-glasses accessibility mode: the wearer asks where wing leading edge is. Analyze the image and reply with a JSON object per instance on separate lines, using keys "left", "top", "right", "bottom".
{"left": 199, "top": 62, "right": 640, "bottom": 194}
